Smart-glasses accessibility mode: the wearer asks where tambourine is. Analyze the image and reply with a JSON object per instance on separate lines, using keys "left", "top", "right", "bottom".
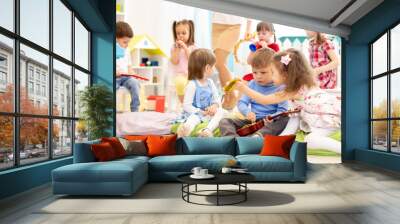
{"left": 233, "top": 33, "right": 257, "bottom": 65}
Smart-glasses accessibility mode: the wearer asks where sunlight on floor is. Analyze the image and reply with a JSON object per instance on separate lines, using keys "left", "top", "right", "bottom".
{"left": 308, "top": 155, "right": 341, "bottom": 164}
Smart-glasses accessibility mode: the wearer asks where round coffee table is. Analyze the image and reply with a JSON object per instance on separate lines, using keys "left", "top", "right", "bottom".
{"left": 177, "top": 172, "right": 255, "bottom": 206}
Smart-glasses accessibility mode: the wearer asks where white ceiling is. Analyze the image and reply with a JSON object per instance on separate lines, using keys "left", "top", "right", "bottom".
{"left": 166, "top": 0, "right": 384, "bottom": 38}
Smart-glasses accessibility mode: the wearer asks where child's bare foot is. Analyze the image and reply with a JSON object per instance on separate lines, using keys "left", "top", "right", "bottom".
{"left": 198, "top": 128, "right": 213, "bottom": 137}
{"left": 177, "top": 124, "right": 191, "bottom": 138}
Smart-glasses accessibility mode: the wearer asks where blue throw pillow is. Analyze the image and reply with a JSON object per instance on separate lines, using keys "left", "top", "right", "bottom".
{"left": 179, "top": 137, "right": 235, "bottom": 155}
{"left": 236, "top": 137, "right": 263, "bottom": 155}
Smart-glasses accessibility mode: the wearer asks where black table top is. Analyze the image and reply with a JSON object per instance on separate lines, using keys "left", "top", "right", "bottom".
{"left": 177, "top": 172, "right": 255, "bottom": 185}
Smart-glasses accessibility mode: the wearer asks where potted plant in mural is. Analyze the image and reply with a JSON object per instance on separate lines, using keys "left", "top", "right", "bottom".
{"left": 79, "top": 84, "right": 114, "bottom": 140}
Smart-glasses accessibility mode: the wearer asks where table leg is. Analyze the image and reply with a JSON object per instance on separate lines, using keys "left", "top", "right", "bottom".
{"left": 181, "top": 184, "right": 183, "bottom": 199}
{"left": 217, "top": 184, "right": 219, "bottom": 206}
{"left": 187, "top": 184, "right": 190, "bottom": 202}
{"left": 245, "top": 183, "right": 247, "bottom": 201}
{"left": 195, "top": 184, "right": 197, "bottom": 192}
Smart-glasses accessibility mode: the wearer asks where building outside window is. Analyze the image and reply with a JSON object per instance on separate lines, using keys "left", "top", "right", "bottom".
{"left": 0, "top": 54, "right": 7, "bottom": 89}
{"left": 28, "top": 81, "right": 34, "bottom": 94}
{"left": 28, "top": 66, "right": 34, "bottom": 80}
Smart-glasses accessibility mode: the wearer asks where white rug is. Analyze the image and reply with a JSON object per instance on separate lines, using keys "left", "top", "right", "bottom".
{"left": 38, "top": 183, "right": 361, "bottom": 214}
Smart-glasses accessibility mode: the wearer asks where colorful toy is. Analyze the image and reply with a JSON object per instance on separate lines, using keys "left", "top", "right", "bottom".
{"left": 223, "top": 78, "right": 241, "bottom": 92}
{"left": 249, "top": 42, "right": 262, "bottom": 52}
{"left": 250, "top": 42, "right": 280, "bottom": 52}
{"left": 120, "top": 74, "right": 149, "bottom": 81}
{"left": 242, "top": 73, "right": 254, "bottom": 82}
{"left": 146, "top": 95, "right": 165, "bottom": 112}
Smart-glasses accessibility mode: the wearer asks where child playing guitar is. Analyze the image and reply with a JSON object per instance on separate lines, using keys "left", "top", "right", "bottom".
{"left": 218, "top": 48, "right": 290, "bottom": 137}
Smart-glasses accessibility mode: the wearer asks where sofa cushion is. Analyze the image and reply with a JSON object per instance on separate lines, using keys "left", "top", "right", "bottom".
{"left": 260, "top": 135, "right": 296, "bottom": 159}
{"left": 119, "top": 138, "right": 147, "bottom": 156}
{"left": 236, "top": 155, "right": 293, "bottom": 172}
{"left": 52, "top": 158, "right": 147, "bottom": 183}
{"left": 91, "top": 142, "right": 118, "bottom": 162}
{"left": 115, "top": 155, "right": 150, "bottom": 164}
{"left": 147, "top": 135, "right": 177, "bottom": 157}
{"left": 235, "top": 137, "right": 263, "bottom": 155}
{"left": 178, "top": 137, "right": 236, "bottom": 155}
{"left": 149, "top": 154, "right": 235, "bottom": 172}
{"left": 124, "top": 135, "right": 148, "bottom": 141}
{"left": 101, "top": 137, "right": 127, "bottom": 158}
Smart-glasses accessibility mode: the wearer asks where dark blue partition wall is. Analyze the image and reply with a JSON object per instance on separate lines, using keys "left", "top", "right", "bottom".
{"left": 344, "top": 0, "right": 400, "bottom": 171}
{"left": 0, "top": 0, "right": 115, "bottom": 199}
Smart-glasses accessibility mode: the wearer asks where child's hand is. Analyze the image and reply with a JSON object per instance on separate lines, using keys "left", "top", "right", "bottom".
{"left": 200, "top": 110, "right": 208, "bottom": 116}
{"left": 265, "top": 116, "right": 274, "bottom": 123}
{"left": 246, "top": 112, "right": 256, "bottom": 123}
{"left": 233, "top": 80, "right": 246, "bottom": 92}
{"left": 176, "top": 40, "right": 187, "bottom": 49}
{"left": 206, "top": 104, "right": 218, "bottom": 116}
{"left": 259, "top": 41, "right": 268, "bottom": 48}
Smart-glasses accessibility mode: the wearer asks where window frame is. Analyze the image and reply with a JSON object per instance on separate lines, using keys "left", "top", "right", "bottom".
{"left": 0, "top": 0, "right": 92, "bottom": 171}
{"left": 370, "top": 20, "right": 400, "bottom": 154}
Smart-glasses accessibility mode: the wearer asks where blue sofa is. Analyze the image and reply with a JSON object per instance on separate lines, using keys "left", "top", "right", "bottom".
{"left": 52, "top": 137, "right": 306, "bottom": 196}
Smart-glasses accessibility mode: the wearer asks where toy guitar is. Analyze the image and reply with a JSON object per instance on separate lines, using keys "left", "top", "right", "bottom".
{"left": 236, "top": 108, "right": 301, "bottom": 136}
{"left": 119, "top": 74, "right": 149, "bottom": 81}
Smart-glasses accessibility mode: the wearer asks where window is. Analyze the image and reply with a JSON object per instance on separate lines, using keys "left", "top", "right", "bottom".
{"left": 53, "top": 0, "right": 72, "bottom": 60}
{"left": 74, "top": 69, "right": 89, "bottom": 119}
{"left": 370, "top": 23, "right": 400, "bottom": 154}
{"left": 0, "top": 72, "right": 7, "bottom": 85}
{"left": 41, "top": 73, "right": 46, "bottom": 83}
{"left": 28, "top": 67, "right": 34, "bottom": 80}
{"left": 0, "top": 116, "right": 13, "bottom": 170}
{"left": 74, "top": 69, "right": 89, "bottom": 142}
{"left": 75, "top": 18, "right": 89, "bottom": 70}
{"left": 0, "top": 35, "right": 13, "bottom": 113}
{"left": 35, "top": 70, "right": 41, "bottom": 81}
{"left": 0, "top": 0, "right": 14, "bottom": 31}
{"left": 0, "top": 54, "right": 7, "bottom": 67}
{"left": 20, "top": 0, "right": 49, "bottom": 49}
{"left": 53, "top": 59, "right": 72, "bottom": 117}
{"left": 53, "top": 119, "right": 72, "bottom": 158}
{"left": 0, "top": 0, "right": 91, "bottom": 170}
{"left": 28, "top": 81, "right": 34, "bottom": 94}
{"left": 0, "top": 54, "right": 7, "bottom": 87}
{"left": 42, "top": 85, "right": 46, "bottom": 97}
{"left": 36, "top": 84, "right": 40, "bottom": 95}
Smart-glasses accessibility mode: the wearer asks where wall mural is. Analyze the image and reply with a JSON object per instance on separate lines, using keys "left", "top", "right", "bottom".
{"left": 114, "top": 0, "right": 342, "bottom": 162}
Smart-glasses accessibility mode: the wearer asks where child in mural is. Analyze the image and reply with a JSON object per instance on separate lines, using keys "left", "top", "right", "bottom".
{"left": 247, "top": 22, "right": 280, "bottom": 64}
{"left": 169, "top": 19, "right": 197, "bottom": 106}
{"left": 115, "top": 21, "right": 140, "bottom": 112}
{"left": 243, "top": 21, "right": 280, "bottom": 82}
{"left": 219, "top": 48, "right": 289, "bottom": 137}
{"left": 233, "top": 48, "right": 341, "bottom": 153}
{"left": 176, "top": 49, "right": 225, "bottom": 137}
{"left": 306, "top": 31, "right": 340, "bottom": 89}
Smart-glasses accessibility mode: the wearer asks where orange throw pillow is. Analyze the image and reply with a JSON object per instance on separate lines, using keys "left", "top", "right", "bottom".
{"left": 146, "top": 135, "right": 177, "bottom": 157}
{"left": 91, "top": 142, "right": 117, "bottom": 162}
{"left": 101, "top": 137, "right": 126, "bottom": 158}
{"left": 260, "top": 135, "right": 296, "bottom": 159}
{"left": 124, "top": 135, "right": 148, "bottom": 141}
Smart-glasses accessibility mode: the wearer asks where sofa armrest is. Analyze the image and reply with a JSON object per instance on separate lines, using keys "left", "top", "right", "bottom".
{"left": 289, "top": 141, "right": 307, "bottom": 181}
{"left": 73, "top": 140, "right": 100, "bottom": 163}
